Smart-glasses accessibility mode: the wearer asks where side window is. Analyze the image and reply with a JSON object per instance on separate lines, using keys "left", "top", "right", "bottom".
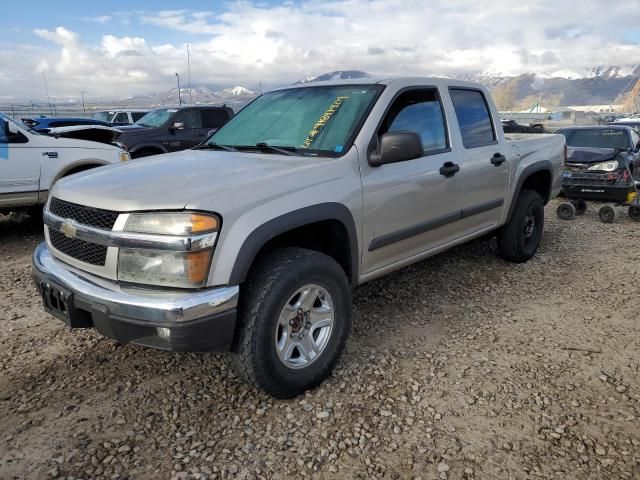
{"left": 380, "top": 89, "right": 448, "bottom": 154}
{"left": 201, "top": 109, "right": 230, "bottom": 129}
{"left": 631, "top": 130, "right": 639, "bottom": 149}
{"left": 174, "top": 109, "right": 202, "bottom": 129}
{"left": 450, "top": 88, "right": 496, "bottom": 148}
{"left": 131, "top": 112, "right": 146, "bottom": 122}
{"left": 113, "top": 112, "right": 129, "bottom": 123}
{"left": 0, "top": 120, "right": 8, "bottom": 143}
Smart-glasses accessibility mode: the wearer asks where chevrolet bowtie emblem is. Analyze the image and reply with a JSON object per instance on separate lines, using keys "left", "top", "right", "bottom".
{"left": 60, "top": 221, "right": 77, "bottom": 239}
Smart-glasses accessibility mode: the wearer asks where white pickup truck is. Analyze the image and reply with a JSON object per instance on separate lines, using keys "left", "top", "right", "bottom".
{"left": 0, "top": 112, "right": 130, "bottom": 216}
{"left": 33, "top": 78, "right": 565, "bottom": 397}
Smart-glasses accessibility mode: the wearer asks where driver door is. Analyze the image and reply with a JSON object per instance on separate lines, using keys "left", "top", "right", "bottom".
{"left": 0, "top": 119, "right": 40, "bottom": 208}
{"left": 168, "top": 109, "right": 202, "bottom": 151}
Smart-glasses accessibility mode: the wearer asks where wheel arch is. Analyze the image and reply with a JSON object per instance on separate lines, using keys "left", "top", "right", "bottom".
{"left": 53, "top": 160, "right": 110, "bottom": 183}
{"left": 129, "top": 143, "right": 167, "bottom": 157}
{"left": 228, "top": 203, "right": 359, "bottom": 287}
{"left": 506, "top": 161, "right": 553, "bottom": 222}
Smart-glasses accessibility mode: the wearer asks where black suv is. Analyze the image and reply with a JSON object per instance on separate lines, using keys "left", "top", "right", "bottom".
{"left": 117, "top": 106, "right": 234, "bottom": 158}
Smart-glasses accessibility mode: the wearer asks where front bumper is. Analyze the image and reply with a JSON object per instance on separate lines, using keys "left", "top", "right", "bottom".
{"left": 32, "top": 242, "right": 239, "bottom": 351}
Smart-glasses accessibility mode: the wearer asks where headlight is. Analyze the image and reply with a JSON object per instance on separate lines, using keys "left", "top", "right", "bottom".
{"left": 118, "top": 249, "right": 213, "bottom": 288}
{"left": 125, "top": 212, "right": 219, "bottom": 235}
{"left": 588, "top": 160, "right": 618, "bottom": 172}
{"left": 119, "top": 151, "right": 130, "bottom": 162}
{"left": 118, "top": 212, "right": 220, "bottom": 288}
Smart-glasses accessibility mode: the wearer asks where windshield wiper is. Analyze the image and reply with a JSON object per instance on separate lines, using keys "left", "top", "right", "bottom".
{"left": 255, "top": 142, "right": 295, "bottom": 156}
{"left": 194, "top": 142, "right": 238, "bottom": 152}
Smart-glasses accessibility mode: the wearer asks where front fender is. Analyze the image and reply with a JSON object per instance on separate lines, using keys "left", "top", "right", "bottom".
{"left": 225, "top": 203, "right": 359, "bottom": 287}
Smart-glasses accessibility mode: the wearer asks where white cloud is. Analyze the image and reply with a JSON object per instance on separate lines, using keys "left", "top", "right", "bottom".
{"left": 2, "top": 0, "right": 640, "bottom": 99}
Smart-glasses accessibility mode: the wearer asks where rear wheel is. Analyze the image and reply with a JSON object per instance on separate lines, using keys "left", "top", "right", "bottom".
{"left": 557, "top": 202, "right": 576, "bottom": 220}
{"left": 228, "top": 247, "right": 351, "bottom": 398}
{"left": 599, "top": 205, "right": 616, "bottom": 223}
{"left": 498, "top": 189, "right": 544, "bottom": 263}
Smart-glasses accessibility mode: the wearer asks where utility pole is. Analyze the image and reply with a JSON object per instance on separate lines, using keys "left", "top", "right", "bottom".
{"left": 42, "top": 71, "right": 53, "bottom": 115}
{"left": 187, "top": 44, "right": 192, "bottom": 105}
{"left": 80, "top": 91, "right": 87, "bottom": 113}
{"left": 175, "top": 72, "right": 182, "bottom": 106}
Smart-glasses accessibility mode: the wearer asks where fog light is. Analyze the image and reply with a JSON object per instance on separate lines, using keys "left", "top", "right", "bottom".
{"left": 156, "top": 327, "right": 171, "bottom": 339}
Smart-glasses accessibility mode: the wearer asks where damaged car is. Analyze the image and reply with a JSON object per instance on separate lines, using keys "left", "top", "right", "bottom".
{"left": 555, "top": 125, "right": 640, "bottom": 222}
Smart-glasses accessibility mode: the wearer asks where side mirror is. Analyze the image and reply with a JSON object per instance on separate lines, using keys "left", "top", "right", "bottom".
{"left": 6, "top": 122, "right": 19, "bottom": 135}
{"left": 169, "top": 122, "right": 185, "bottom": 131}
{"left": 369, "top": 131, "right": 423, "bottom": 167}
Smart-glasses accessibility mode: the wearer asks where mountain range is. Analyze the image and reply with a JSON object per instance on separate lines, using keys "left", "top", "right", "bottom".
{"left": 4, "top": 66, "right": 638, "bottom": 112}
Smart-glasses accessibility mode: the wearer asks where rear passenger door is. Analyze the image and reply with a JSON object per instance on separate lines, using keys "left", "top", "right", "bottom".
{"left": 361, "top": 87, "right": 464, "bottom": 274}
{"left": 201, "top": 109, "right": 229, "bottom": 138}
{"left": 449, "top": 88, "right": 509, "bottom": 233}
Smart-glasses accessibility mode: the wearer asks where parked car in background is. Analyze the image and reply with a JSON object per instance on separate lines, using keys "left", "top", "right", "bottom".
{"left": 33, "top": 78, "right": 565, "bottom": 397}
{"left": 92, "top": 110, "right": 149, "bottom": 126}
{"left": 22, "top": 117, "right": 112, "bottom": 133}
{"left": 0, "top": 112, "right": 129, "bottom": 217}
{"left": 556, "top": 125, "right": 640, "bottom": 177}
{"left": 116, "top": 105, "right": 234, "bottom": 158}
{"left": 501, "top": 119, "right": 545, "bottom": 134}
{"left": 610, "top": 120, "right": 640, "bottom": 133}
{"left": 614, "top": 113, "right": 640, "bottom": 123}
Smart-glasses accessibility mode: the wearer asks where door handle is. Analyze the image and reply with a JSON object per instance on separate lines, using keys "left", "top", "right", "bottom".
{"left": 491, "top": 153, "right": 506, "bottom": 166}
{"left": 439, "top": 161, "right": 460, "bottom": 178}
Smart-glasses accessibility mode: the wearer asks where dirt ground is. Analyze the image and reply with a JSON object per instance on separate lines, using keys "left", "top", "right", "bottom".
{"left": 1, "top": 200, "right": 639, "bottom": 480}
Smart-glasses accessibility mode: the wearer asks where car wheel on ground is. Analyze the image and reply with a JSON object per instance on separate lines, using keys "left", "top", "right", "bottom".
{"left": 628, "top": 205, "right": 640, "bottom": 222}
{"left": 570, "top": 199, "right": 587, "bottom": 215}
{"left": 598, "top": 205, "right": 616, "bottom": 223}
{"left": 557, "top": 202, "right": 576, "bottom": 220}
{"left": 228, "top": 247, "right": 352, "bottom": 398}
{"left": 498, "top": 189, "right": 544, "bottom": 263}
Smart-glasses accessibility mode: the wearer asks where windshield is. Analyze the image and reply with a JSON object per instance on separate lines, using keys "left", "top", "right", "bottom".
{"left": 0, "top": 112, "right": 29, "bottom": 133}
{"left": 135, "top": 108, "right": 175, "bottom": 128}
{"left": 92, "top": 112, "right": 112, "bottom": 122}
{"left": 559, "top": 128, "right": 631, "bottom": 149}
{"left": 207, "top": 85, "right": 383, "bottom": 155}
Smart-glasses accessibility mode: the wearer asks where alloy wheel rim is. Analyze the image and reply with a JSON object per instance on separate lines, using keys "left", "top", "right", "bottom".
{"left": 275, "top": 284, "right": 334, "bottom": 369}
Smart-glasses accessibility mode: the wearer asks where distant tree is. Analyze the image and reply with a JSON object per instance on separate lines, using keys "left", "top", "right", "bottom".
{"left": 491, "top": 81, "right": 518, "bottom": 111}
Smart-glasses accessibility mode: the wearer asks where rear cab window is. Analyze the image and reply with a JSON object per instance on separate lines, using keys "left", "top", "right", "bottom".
{"left": 379, "top": 88, "right": 449, "bottom": 155}
{"left": 449, "top": 88, "right": 497, "bottom": 148}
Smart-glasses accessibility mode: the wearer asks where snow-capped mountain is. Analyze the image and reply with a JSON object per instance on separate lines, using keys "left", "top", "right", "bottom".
{"left": 216, "top": 86, "right": 256, "bottom": 97}
{"left": 296, "top": 70, "right": 373, "bottom": 83}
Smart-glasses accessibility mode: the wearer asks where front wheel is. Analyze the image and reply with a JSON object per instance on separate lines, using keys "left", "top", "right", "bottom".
{"left": 228, "top": 248, "right": 351, "bottom": 398}
{"left": 498, "top": 189, "right": 544, "bottom": 263}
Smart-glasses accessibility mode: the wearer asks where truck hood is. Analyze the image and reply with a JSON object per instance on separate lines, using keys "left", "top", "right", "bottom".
{"left": 566, "top": 147, "right": 620, "bottom": 164}
{"left": 46, "top": 125, "right": 121, "bottom": 145}
{"left": 51, "top": 149, "right": 340, "bottom": 212}
{"left": 35, "top": 133, "right": 122, "bottom": 151}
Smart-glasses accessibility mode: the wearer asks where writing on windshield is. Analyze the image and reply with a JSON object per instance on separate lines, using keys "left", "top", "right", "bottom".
{"left": 301, "top": 96, "right": 349, "bottom": 149}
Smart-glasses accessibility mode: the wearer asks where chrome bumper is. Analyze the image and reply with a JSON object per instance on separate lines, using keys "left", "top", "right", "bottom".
{"left": 32, "top": 242, "right": 239, "bottom": 351}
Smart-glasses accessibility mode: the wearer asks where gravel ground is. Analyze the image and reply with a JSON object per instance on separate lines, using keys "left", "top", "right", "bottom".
{"left": 1, "top": 200, "right": 640, "bottom": 480}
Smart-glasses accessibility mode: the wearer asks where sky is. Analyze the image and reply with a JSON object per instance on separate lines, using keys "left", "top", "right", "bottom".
{"left": 1, "top": 0, "right": 639, "bottom": 101}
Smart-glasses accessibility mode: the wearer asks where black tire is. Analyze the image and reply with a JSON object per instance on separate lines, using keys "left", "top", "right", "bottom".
{"left": 557, "top": 202, "right": 576, "bottom": 220}
{"left": 498, "top": 189, "right": 544, "bottom": 263}
{"left": 227, "top": 247, "right": 352, "bottom": 398}
{"left": 599, "top": 205, "right": 616, "bottom": 224}
{"left": 131, "top": 148, "right": 162, "bottom": 159}
{"left": 571, "top": 199, "right": 587, "bottom": 216}
{"left": 629, "top": 205, "right": 640, "bottom": 222}
{"left": 26, "top": 205, "right": 44, "bottom": 223}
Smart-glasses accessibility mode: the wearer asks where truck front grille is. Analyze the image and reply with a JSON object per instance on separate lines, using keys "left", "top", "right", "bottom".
{"left": 49, "top": 229, "right": 108, "bottom": 266}
{"left": 50, "top": 198, "right": 119, "bottom": 230}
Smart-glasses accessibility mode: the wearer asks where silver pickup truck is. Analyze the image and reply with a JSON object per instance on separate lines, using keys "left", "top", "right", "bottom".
{"left": 32, "top": 78, "right": 565, "bottom": 397}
